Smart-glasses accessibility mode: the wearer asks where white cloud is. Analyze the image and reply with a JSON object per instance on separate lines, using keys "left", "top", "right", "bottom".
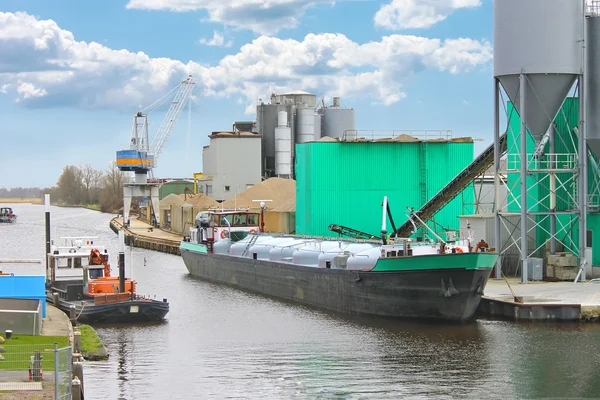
{"left": 375, "top": 0, "right": 481, "bottom": 30}
{"left": 199, "top": 30, "right": 232, "bottom": 47}
{"left": 0, "top": 11, "right": 492, "bottom": 113}
{"left": 0, "top": 84, "right": 7, "bottom": 94}
{"left": 126, "top": 0, "right": 332, "bottom": 35}
{"left": 16, "top": 82, "right": 48, "bottom": 99}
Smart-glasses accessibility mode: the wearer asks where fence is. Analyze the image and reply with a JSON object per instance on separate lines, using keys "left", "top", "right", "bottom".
{"left": 0, "top": 342, "right": 72, "bottom": 399}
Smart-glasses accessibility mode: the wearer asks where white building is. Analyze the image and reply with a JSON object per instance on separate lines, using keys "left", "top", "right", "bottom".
{"left": 199, "top": 131, "right": 262, "bottom": 202}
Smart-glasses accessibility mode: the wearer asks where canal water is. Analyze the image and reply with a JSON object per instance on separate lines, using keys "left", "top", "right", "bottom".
{"left": 1, "top": 204, "right": 600, "bottom": 399}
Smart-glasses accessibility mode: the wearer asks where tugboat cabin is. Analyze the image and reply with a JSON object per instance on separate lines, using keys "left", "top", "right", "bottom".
{"left": 191, "top": 209, "right": 261, "bottom": 245}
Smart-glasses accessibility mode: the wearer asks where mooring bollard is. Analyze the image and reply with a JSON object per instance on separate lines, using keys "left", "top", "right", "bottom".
{"left": 71, "top": 376, "right": 82, "bottom": 400}
{"left": 69, "top": 305, "right": 76, "bottom": 320}
{"left": 73, "top": 331, "right": 81, "bottom": 353}
{"left": 73, "top": 361, "right": 84, "bottom": 395}
{"left": 52, "top": 292, "right": 59, "bottom": 305}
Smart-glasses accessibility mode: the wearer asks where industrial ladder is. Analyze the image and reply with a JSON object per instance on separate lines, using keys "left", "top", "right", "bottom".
{"left": 241, "top": 234, "right": 259, "bottom": 257}
{"left": 393, "top": 133, "right": 508, "bottom": 237}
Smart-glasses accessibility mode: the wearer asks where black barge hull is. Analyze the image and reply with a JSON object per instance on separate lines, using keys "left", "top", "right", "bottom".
{"left": 180, "top": 249, "right": 491, "bottom": 321}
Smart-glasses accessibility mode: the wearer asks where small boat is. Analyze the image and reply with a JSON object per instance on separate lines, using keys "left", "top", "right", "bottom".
{"left": 46, "top": 236, "right": 169, "bottom": 324}
{"left": 0, "top": 207, "right": 17, "bottom": 223}
{"left": 180, "top": 197, "right": 498, "bottom": 322}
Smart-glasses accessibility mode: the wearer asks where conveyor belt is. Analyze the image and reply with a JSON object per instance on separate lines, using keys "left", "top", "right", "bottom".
{"left": 393, "top": 133, "right": 508, "bottom": 237}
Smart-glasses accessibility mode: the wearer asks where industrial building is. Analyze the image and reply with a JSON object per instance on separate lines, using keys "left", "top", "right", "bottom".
{"left": 198, "top": 131, "right": 263, "bottom": 201}
{"left": 256, "top": 91, "right": 355, "bottom": 178}
{"left": 295, "top": 134, "right": 474, "bottom": 238}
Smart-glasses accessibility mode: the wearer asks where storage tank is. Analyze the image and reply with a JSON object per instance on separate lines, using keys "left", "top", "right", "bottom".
{"left": 314, "top": 113, "right": 322, "bottom": 141}
{"left": 347, "top": 247, "right": 381, "bottom": 271}
{"left": 213, "top": 238, "right": 232, "bottom": 255}
{"left": 248, "top": 237, "right": 297, "bottom": 260}
{"left": 586, "top": 13, "right": 600, "bottom": 159}
{"left": 494, "top": 0, "right": 583, "bottom": 139}
{"left": 322, "top": 98, "right": 356, "bottom": 140}
{"left": 274, "top": 111, "right": 292, "bottom": 177}
{"left": 296, "top": 107, "right": 316, "bottom": 143}
{"left": 269, "top": 239, "right": 306, "bottom": 261}
{"left": 292, "top": 241, "right": 342, "bottom": 266}
{"left": 229, "top": 235, "right": 275, "bottom": 256}
{"left": 257, "top": 102, "right": 295, "bottom": 176}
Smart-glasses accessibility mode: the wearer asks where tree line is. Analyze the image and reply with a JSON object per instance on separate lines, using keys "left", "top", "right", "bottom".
{"left": 0, "top": 162, "right": 127, "bottom": 213}
{"left": 53, "top": 162, "right": 126, "bottom": 212}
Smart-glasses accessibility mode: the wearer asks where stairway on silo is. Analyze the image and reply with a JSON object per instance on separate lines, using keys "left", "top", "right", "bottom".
{"left": 394, "top": 133, "right": 508, "bottom": 237}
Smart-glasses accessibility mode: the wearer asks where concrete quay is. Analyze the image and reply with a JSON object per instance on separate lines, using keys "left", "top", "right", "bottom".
{"left": 477, "top": 277, "right": 600, "bottom": 322}
{"left": 110, "top": 217, "right": 182, "bottom": 255}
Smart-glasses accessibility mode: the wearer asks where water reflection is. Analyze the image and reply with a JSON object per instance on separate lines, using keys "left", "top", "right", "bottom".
{"left": 2, "top": 204, "right": 600, "bottom": 399}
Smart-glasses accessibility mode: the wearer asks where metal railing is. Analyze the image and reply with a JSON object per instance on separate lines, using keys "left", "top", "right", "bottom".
{"left": 0, "top": 342, "right": 72, "bottom": 399}
{"left": 587, "top": 0, "right": 600, "bottom": 16}
{"left": 506, "top": 153, "right": 578, "bottom": 171}
{"left": 341, "top": 129, "right": 453, "bottom": 142}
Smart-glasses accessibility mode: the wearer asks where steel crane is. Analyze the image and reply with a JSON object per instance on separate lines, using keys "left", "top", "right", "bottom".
{"left": 116, "top": 74, "right": 195, "bottom": 227}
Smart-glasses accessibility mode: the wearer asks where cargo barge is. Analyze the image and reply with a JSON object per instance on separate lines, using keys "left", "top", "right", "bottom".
{"left": 180, "top": 197, "right": 497, "bottom": 321}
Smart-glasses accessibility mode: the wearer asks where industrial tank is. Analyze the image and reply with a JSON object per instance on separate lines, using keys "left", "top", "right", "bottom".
{"left": 314, "top": 113, "right": 322, "bottom": 141}
{"left": 494, "top": 0, "right": 583, "bottom": 138}
{"left": 322, "top": 105, "right": 356, "bottom": 140}
{"left": 296, "top": 107, "right": 316, "bottom": 143}
{"left": 269, "top": 239, "right": 306, "bottom": 261}
{"left": 257, "top": 103, "right": 295, "bottom": 176}
{"left": 229, "top": 235, "right": 274, "bottom": 256}
{"left": 586, "top": 14, "right": 600, "bottom": 159}
{"left": 213, "top": 238, "right": 232, "bottom": 255}
{"left": 274, "top": 111, "right": 292, "bottom": 177}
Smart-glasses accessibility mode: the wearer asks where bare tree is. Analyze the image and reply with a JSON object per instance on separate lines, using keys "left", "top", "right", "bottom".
{"left": 100, "top": 162, "right": 126, "bottom": 212}
{"left": 79, "top": 164, "right": 104, "bottom": 204}
{"left": 56, "top": 166, "right": 84, "bottom": 204}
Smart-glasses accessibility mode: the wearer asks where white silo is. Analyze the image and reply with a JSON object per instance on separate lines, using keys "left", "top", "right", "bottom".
{"left": 274, "top": 110, "right": 292, "bottom": 177}
{"left": 492, "top": 0, "right": 585, "bottom": 282}
{"left": 586, "top": 7, "right": 600, "bottom": 159}
{"left": 322, "top": 97, "right": 356, "bottom": 140}
{"left": 296, "top": 107, "right": 316, "bottom": 143}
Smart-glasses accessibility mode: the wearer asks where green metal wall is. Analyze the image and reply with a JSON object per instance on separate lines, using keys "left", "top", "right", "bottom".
{"left": 159, "top": 180, "right": 194, "bottom": 200}
{"left": 506, "top": 97, "right": 600, "bottom": 265}
{"left": 295, "top": 141, "right": 474, "bottom": 238}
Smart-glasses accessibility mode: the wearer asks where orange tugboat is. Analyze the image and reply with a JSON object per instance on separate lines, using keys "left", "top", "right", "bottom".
{"left": 46, "top": 233, "right": 169, "bottom": 324}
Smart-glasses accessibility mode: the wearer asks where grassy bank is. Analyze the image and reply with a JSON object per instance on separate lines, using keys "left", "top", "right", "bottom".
{"left": 54, "top": 203, "right": 101, "bottom": 211}
{"left": 0, "top": 198, "right": 42, "bottom": 204}
{"left": 0, "top": 334, "right": 69, "bottom": 371}
{"left": 77, "top": 324, "right": 108, "bottom": 360}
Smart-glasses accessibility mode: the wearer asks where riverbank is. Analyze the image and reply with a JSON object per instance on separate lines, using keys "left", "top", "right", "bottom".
{"left": 76, "top": 325, "right": 108, "bottom": 361}
{"left": 54, "top": 204, "right": 102, "bottom": 212}
{"left": 0, "top": 198, "right": 42, "bottom": 204}
{"left": 110, "top": 217, "right": 182, "bottom": 255}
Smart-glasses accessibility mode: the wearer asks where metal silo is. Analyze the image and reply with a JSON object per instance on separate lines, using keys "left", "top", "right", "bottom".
{"left": 296, "top": 107, "right": 315, "bottom": 143}
{"left": 257, "top": 102, "right": 295, "bottom": 177}
{"left": 492, "top": 0, "right": 586, "bottom": 282}
{"left": 322, "top": 97, "right": 356, "bottom": 140}
{"left": 494, "top": 0, "right": 583, "bottom": 138}
{"left": 314, "top": 112, "right": 322, "bottom": 141}
{"left": 586, "top": 8, "right": 600, "bottom": 159}
{"left": 274, "top": 110, "right": 292, "bottom": 177}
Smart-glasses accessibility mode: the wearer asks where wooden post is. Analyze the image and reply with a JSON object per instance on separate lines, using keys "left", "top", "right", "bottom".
{"left": 52, "top": 292, "right": 59, "bottom": 305}
{"left": 69, "top": 305, "right": 76, "bottom": 320}
{"left": 71, "top": 377, "right": 82, "bottom": 400}
{"left": 73, "top": 331, "right": 81, "bottom": 353}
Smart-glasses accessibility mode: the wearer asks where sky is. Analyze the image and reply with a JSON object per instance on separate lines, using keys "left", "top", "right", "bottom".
{"left": 0, "top": 0, "right": 495, "bottom": 188}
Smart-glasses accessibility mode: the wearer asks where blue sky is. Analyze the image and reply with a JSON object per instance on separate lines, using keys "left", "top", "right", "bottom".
{"left": 0, "top": 0, "right": 494, "bottom": 188}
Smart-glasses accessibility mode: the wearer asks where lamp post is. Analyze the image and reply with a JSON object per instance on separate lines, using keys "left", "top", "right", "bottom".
{"left": 252, "top": 199, "right": 272, "bottom": 233}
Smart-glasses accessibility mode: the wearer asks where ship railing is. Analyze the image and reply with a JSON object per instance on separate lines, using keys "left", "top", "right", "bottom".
{"left": 341, "top": 129, "right": 453, "bottom": 142}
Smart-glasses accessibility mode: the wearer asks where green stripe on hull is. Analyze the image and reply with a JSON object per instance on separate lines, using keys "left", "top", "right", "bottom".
{"left": 180, "top": 241, "right": 208, "bottom": 254}
{"left": 372, "top": 253, "right": 497, "bottom": 272}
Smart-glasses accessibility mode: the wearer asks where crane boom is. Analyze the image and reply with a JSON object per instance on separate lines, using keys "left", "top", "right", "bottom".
{"left": 150, "top": 75, "right": 195, "bottom": 167}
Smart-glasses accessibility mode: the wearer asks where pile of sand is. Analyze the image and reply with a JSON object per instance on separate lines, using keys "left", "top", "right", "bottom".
{"left": 219, "top": 177, "right": 296, "bottom": 212}
{"left": 159, "top": 193, "right": 184, "bottom": 210}
{"left": 184, "top": 193, "right": 220, "bottom": 209}
{"left": 394, "top": 134, "right": 420, "bottom": 142}
{"left": 450, "top": 137, "right": 474, "bottom": 143}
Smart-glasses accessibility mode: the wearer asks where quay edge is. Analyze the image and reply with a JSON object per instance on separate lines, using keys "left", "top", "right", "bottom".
{"left": 109, "top": 217, "right": 181, "bottom": 255}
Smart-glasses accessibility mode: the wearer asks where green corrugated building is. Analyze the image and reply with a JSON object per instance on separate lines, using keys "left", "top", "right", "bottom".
{"left": 159, "top": 180, "right": 195, "bottom": 200}
{"left": 295, "top": 140, "right": 474, "bottom": 238}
